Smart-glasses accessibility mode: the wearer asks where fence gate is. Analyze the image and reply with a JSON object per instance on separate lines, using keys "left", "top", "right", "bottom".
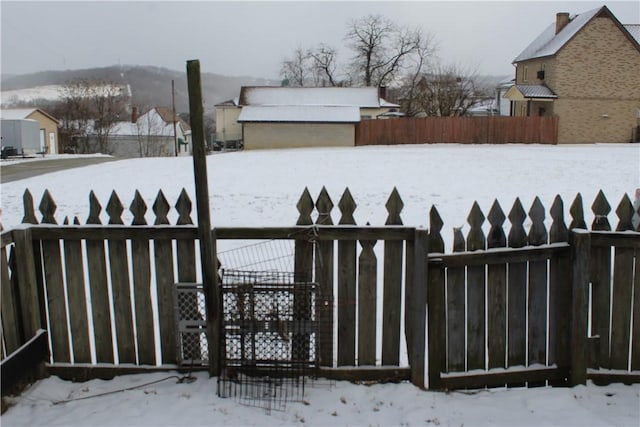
{"left": 217, "top": 269, "right": 322, "bottom": 412}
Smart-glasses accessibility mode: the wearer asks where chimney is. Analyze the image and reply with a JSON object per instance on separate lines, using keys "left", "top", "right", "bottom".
{"left": 556, "top": 12, "right": 570, "bottom": 34}
{"left": 378, "top": 86, "right": 387, "bottom": 101}
{"left": 131, "top": 106, "right": 138, "bottom": 123}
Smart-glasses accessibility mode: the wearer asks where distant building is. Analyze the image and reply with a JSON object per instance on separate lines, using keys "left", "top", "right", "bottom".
{"left": 0, "top": 108, "right": 59, "bottom": 154}
{"left": 216, "top": 86, "right": 399, "bottom": 150}
{"left": 81, "top": 107, "right": 191, "bottom": 158}
{"left": 505, "top": 6, "right": 640, "bottom": 143}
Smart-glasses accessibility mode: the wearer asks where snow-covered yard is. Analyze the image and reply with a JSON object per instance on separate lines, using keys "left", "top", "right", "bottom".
{"left": 2, "top": 371, "right": 639, "bottom": 426}
{"left": 1, "top": 144, "right": 638, "bottom": 241}
{"left": 1, "top": 144, "right": 639, "bottom": 426}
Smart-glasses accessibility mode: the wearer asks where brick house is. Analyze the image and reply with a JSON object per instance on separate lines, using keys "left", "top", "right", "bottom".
{"left": 505, "top": 6, "right": 640, "bottom": 143}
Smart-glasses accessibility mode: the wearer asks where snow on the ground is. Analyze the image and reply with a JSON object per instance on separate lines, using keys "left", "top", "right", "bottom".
{"left": 2, "top": 371, "right": 639, "bottom": 426}
{"left": 1, "top": 144, "right": 639, "bottom": 426}
{"left": 0, "top": 144, "right": 638, "bottom": 251}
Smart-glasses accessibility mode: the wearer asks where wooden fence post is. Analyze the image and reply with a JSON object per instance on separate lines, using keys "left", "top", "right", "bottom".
{"left": 570, "top": 229, "right": 590, "bottom": 386}
{"left": 12, "top": 228, "right": 42, "bottom": 338}
{"left": 187, "top": 59, "right": 219, "bottom": 376}
{"left": 406, "top": 228, "right": 428, "bottom": 388}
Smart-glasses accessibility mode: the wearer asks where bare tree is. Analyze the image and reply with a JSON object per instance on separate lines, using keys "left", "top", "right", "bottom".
{"left": 56, "top": 80, "right": 93, "bottom": 151}
{"left": 91, "top": 82, "right": 127, "bottom": 153}
{"left": 345, "top": 15, "right": 426, "bottom": 87}
{"left": 308, "top": 44, "right": 340, "bottom": 86}
{"left": 280, "top": 47, "right": 310, "bottom": 87}
{"left": 411, "top": 63, "right": 484, "bottom": 117}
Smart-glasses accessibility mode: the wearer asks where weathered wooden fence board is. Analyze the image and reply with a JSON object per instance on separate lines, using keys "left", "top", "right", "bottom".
{"left": 610, "top": 247, "right": 634, "bottom": 370}
{"left": 1, "top": 245, "right": 21, "bottom": 355}
{"left": 427, "top": 207, "right": 446, "bottom": 389}
{"left": 466, "top": 203, "right": 486, "bottom": 371}
{"left": 337, "top": 189, "right": 357, "bottom": 366}
{"left": 62, "top": 228, "right": 92, "bottom": 364}
{"left": 315, "top": 188, "right": 334, "bottom": 367}
{"left": 527, "top": 198, "right": 548, "bottom": 386}
{"left": 632, "top": 250, "right": 640, "bottom": 371}
{"left": 358, "top": 240, "right": 377, "bottom": 366}
{"left": 382, "top": 189, "right": 404, "bottom": 366}
{"left": 507, "top": 200, "right": 527, "bottom": 374}
{"left": 487, "top": 201, "right": 507, "bottom": 371}
{"left": 447, "top": 229, "right": 465, "bottom": 372}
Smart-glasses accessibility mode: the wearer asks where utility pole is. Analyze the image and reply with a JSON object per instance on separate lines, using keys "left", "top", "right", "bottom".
{"left": 172, "top": 80, "right": 178, "bottom": 156}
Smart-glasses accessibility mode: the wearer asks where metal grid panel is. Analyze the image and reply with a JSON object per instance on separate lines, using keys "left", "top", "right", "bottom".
{"left": 218, "top": 270, "right": 321, "bottom": 412}
{"left": 174, "top": 282, "right": 208, "bottom": 366}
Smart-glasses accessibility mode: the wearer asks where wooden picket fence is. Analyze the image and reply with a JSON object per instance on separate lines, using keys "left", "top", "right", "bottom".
{"left": 355, "top": 116, "right": 559, "bottom": 145}
{"left": 1, "top": 187, "right": 638, "bottom": 391}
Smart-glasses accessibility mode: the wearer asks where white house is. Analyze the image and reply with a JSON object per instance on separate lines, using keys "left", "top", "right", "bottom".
{"left": 216, "top": 86, "right": 400, "bottom": 150}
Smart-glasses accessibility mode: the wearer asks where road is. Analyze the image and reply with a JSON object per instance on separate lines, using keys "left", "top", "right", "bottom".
{"left": 1, "top": 157, "right": 118, "bottom": 184}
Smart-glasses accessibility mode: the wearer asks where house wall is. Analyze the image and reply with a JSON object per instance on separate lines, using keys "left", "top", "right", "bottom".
{"left": 553, "top": 16, "right": 640, "bottom": 143}
{"left": 27, "top": 110, "right": 59, "bottom": 154}
{"left": 215, "top": 106, "right": 242, "bottom": 142}
{"left": 243, "top": 123, "right": 355, "bottom": 150}
{"left": 80, "top": 135, "right": 176, "bottom": 157}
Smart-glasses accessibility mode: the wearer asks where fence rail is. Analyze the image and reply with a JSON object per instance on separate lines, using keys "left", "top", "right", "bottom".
{"left": 1, "top": 187, "right": 638, "bottom": 392}
{"left": 355, "top": 116, "right": 559, "bottom": 145}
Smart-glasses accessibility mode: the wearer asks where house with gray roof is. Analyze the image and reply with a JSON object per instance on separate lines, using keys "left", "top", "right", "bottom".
{"left": 504, "top": 5, "right": 640, "bottom": 143}
{"left": 215, "top": 86, "right": 399, "bottom": 150}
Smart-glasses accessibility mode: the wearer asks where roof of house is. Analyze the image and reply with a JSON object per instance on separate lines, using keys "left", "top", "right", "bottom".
{"left": 237, "top": 106, "right": 361, "bottom": 123}
{"left": 513, "top": 6, "right": 640, "bottom": 63}
{"left": 238, "top": 87, "right": 385, "bottom": 108}
{"left": 109, "top": 107, "right": 189, "bottom": 136}
{"left": 0, "top": 108, "right": 59, "bottom": 123}
{"left": 215, "top": 98, "right": 240, "bottom": 107}
{"left": 504, "top": 84, "right": 558, "bottom": 101}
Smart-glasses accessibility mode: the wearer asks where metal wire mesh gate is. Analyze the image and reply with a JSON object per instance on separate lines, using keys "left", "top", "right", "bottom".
{"left": 217, "top": 269, "right": 322, "bottom": 412}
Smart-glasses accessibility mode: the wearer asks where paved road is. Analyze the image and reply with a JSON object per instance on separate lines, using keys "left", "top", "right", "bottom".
{"left": 1, "top": 157, "right": 118, "bottom": 183}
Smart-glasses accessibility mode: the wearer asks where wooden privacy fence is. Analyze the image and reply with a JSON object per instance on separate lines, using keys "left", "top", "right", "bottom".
{"left": 1, "top": 187, "right": 639, "bottom": 390}
{"left": 355, "top": 116, "right": 559, "bottom": 146}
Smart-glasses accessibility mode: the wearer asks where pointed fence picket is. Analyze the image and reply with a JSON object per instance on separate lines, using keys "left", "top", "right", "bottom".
{"left": 1, "top": 186, "right": 638, "bottom": 391}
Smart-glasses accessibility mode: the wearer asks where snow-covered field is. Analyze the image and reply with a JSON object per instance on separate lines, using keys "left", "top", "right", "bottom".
{"left": 1, "top": 144, "right": 639, "bottom": 426}
{"left": 1, "top": 144, "right": 638, "bottom": 248}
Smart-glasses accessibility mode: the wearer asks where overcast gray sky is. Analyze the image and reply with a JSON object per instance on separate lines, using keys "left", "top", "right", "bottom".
{"left": 1, "top": 0, "right": 638, "bottom": 79}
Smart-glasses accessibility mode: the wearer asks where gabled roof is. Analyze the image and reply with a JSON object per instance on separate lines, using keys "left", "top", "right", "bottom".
{"left": 238, "top": 106, "right": 361, "bottom": 123}
{"left": 238, "top": 87, "right": 384, "bottom": 108}
{"left": 0, "top": 108, "right": 59, "bottom": 123}
{"left": 513, "top": 6, "right": 640, "bottom": 63}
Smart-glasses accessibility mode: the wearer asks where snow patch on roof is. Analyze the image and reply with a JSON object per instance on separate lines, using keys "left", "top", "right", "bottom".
{"left": 241, "top": 87, "right": 382, "bottom": 108}
{"left": 513, "top": 7, "right": 601, "bottom": 62}
{"left": 238, "top": 106, "right": 361, "bottom": 123}
{"left": 0, "top": 108, "right": 38, "bottom": 119}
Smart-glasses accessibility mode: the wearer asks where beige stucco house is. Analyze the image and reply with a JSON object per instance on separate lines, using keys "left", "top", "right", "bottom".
{"left": 0, "top": 108, "right": 59, "bottom": 154}
{"left": 505, "top": 6, "right": 640, "bottom": 143}
{"left": 215, "top": 86, "right": 399, "bottom": 150}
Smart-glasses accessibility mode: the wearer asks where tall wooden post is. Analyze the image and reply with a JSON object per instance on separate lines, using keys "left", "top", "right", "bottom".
{"left": 186, "top": 60, "right": 219, "bottom": 376}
